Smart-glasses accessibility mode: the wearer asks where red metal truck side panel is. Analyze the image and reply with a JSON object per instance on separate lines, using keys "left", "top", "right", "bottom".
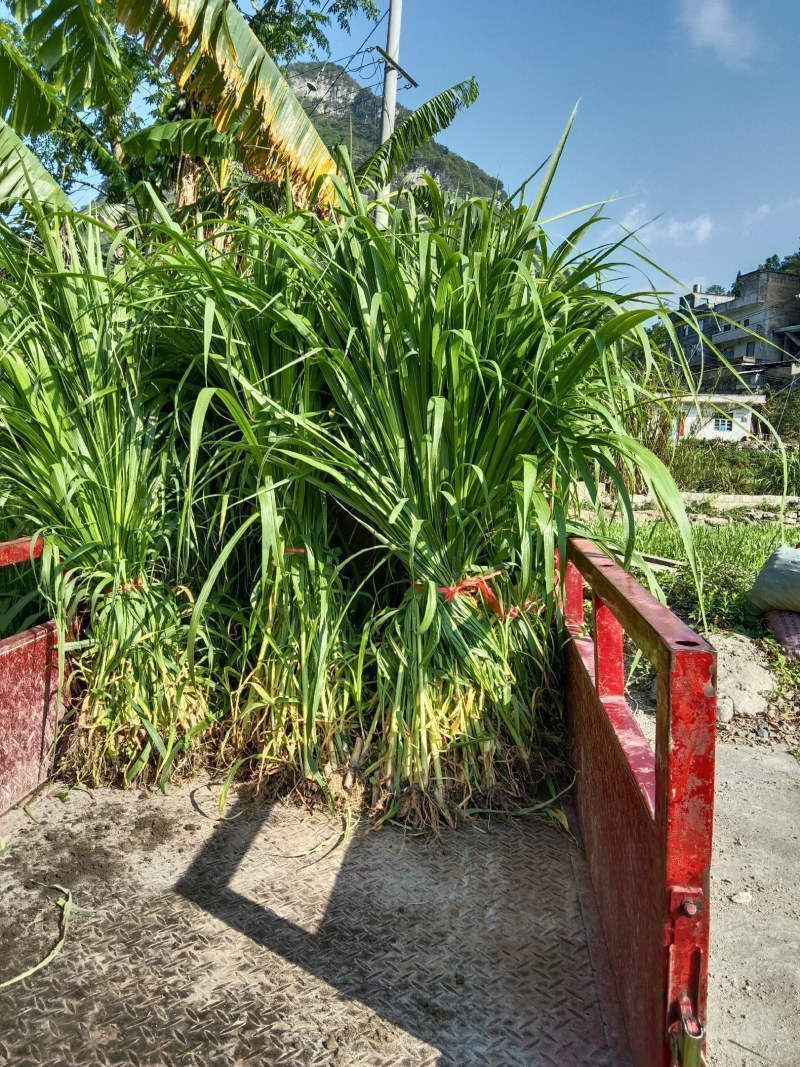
{"left": 565, "top": 634, "right": 663, "bottom": 1067}
{"left": 0, "top": 537, "right": 61, "bottom": 815}
{"left": 0, "top": 536, "right": 43, "bottom": 567}
{"left": 564, "top": 538, "right": 716, "bottom": 1067}
{"left": 0, "top": 621, "right": 61, "bottom": 815}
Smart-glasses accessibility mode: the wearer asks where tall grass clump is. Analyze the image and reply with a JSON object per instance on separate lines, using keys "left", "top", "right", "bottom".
{"left": 0, "top": 122, "right": 702, "bottom": 821}
{"left": 0, "top": 213, "right": 210, "bottom": 783}
{"left": 626, "top": 519, "right": 782, "bottom": 632}
{"left": 670, "top": 439, "right": 800, "bottom": 496}
{"left": 128, "top": 129, "right": 700, "bottom": 817}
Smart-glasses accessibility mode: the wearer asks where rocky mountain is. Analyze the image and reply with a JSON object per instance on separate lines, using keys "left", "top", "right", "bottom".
{"left": 287, "top": 63, "right": 504, "bottom": 201}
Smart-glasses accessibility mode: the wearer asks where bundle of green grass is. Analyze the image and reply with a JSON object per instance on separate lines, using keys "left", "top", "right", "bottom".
{"left": 0, "top": 141, "right": 697, "bottom": 822}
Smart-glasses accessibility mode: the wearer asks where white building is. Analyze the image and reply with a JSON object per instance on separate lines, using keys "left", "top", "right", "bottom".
{"left": 676, "top": 393, "right": 766, "bottom": 442}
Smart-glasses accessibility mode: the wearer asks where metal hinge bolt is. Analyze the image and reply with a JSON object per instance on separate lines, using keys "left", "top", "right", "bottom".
{"left": 668, "top": 993, "right": 706, "bottom": 1067}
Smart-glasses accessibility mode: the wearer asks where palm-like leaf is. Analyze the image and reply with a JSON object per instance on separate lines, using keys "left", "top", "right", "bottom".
{"left": 115, "top": 0, "right": 337, "bottom": 203}
{"left": 0, "top": 19, "right": 61, "bottom": 134}
{"left": 356, "top": 78, "right": 480, "bottom": 189}
{"left": 0, "top": 16, "right": 128, "bottom": 200}
{"left": 13, "top": 0, "right": 123, "bottom": 112}
{"left": 0, "top": 115, "right": 70, "bottom": 208}
{"left": 123, "top": 118, "right": 235, "bottom": 163}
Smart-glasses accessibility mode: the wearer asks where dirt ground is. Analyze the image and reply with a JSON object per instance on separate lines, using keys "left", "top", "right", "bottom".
{"left": 707, "top": 744, "right": 800, "bottom": 1067}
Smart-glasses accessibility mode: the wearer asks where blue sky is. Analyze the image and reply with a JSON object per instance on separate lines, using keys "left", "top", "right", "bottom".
{"left": 320, "top": 0, "right": 800, "bottom": 302}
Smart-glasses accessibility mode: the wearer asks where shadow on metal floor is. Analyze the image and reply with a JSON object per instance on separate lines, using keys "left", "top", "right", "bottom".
{"left": 0, "top": 783, "right": 632, "bottom": 1066}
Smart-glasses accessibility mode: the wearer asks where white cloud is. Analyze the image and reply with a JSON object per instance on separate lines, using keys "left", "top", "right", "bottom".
{"left": 611, "top": 202, "right": 713, "bottom": 247}
{"left": 676, "top": 0, "right": 761, "bottom": 68}
{"left": 657, "top": 215, "right": 714, "bottom": 246}
{"left": 747, "top": 203, "right": 772, "bottom": 221}
{"left": 617, "top": 204, "right": 649, "bottom": 232}
{"left": 742, "top": 202, "right": 772, "bottom": 230}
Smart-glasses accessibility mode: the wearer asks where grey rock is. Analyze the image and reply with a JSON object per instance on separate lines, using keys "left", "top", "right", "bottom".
{"left": 711, "top": 633, "right": 773, "bottom": 721}
{"left": 716, "top": 694, "right": 735, "bottom": 724}
{"left": 733, "top": 691, "right": 770, "bottom": 719}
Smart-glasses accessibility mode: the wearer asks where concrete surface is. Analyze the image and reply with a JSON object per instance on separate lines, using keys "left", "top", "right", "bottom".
{"left": 706, "top": 744, "right": 800, "bottom": 1067}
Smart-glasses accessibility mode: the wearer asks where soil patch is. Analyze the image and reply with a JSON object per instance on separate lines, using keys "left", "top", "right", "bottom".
{"left": 627, "top": 629, "right": 800, "bottom": 752}
{"left": 131, "top": 809, "right": 179, "bottom": 843}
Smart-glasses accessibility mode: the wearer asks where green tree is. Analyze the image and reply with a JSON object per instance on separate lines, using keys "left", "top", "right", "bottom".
{"left": 705, "top": 283, "right": 727, "bottom": 295}
{"left": 779, "top": 246, "right": 800, "bottom": 275}
{"left": 0, "top": 9, "right": 140, "bottom": 199}
{"left": 246, "top": 1, "right": 378, "bottom": 67}
{"left": 2, "top": 1, "right": 379, "bottom": 198}
{"left": 1, "top": 0, "right": 479, "bottom": 211}
{"left": 760, "top": 253, "right": 782, "bottom": 271}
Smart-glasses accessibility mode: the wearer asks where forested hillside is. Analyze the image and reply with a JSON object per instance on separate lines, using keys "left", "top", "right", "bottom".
{"left": 287, "top": 62, "right": 504, "bottom": 200}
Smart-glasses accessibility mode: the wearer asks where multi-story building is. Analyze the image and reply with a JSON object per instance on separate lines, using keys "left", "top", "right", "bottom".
{"left": 670, "top": 270, "right": 800, "bottom": 392}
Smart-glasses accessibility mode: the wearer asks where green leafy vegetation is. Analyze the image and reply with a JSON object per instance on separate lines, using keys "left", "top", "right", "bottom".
{"left": 0, "top": 1, "right": 378, "bottom": 198}
{"left": 0, "top": 0, "right": 708, "bottom": 822}
{"left": 765, "top": 388, "right": 800, "bottom": 444}
{"left": 612, "top": 519, "right": 800, "bottom": 701}
{"left": 757, "top": 247, "right": 800, "bottom": 275}
{"left": 627, "top": 521, "right": 781, "bottom": 631}
{"left": 0, "top": 122, "right": 700, "bottom": 819}
{"left": 669, "top": 440, "right": 800, "bottom": 495}
{"left": 2, "top": 0, "right": 486, "bottom": 214}
{"left": 246, "top": 1, "right": 379, "bottom": 67}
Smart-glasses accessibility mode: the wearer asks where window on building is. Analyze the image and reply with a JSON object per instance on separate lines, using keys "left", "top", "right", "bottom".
{"left": 743, "top": 318, "right": 750, "bottom": 326}
{"left": 746, "top": 341, "right": 755, "bottom": 358}
{"left": 713, "top": 417, "right": 733, "bottom": 433}
{"left": 723, "top": 323, "right": 731, "bottom": 332}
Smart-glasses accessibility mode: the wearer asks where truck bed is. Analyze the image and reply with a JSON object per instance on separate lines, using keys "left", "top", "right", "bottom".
{"left": 0, "top": 783, "right": 632, "bottom": 1067}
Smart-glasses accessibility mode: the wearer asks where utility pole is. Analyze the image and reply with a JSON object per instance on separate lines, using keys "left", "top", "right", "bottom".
{"left": 375, "top": 0, "right": 403, "bottom": 227}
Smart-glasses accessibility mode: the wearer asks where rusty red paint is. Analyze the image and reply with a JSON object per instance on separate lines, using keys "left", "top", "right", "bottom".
{"left": 0, "top": 537, "right": 64, "bottom": 816}
{"left": 593, "top": 593, "right": 624, "bottom": 698}
{"left": 565, "top": 558, "right": 584, "bottom": 625}
{"left": 564, "top": 537, "right": 715, "bottom": 1067}
{"left": 0, "top": 536, "right": 43, "bottom": 567}
{"left": 0, "top": 622, "right": 62, "bottom": 815}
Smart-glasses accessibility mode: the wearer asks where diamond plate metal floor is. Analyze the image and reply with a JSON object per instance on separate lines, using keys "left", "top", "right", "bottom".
{"left": 0, "top": 783, "right": 632, "bottom": 1066}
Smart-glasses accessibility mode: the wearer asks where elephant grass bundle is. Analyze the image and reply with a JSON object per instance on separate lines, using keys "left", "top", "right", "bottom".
{"left": 0, "top": 127, "right": 699, "bottom": 820}
{"left": 135, "top": 142, "right": 697, "bottom": 816}
{"left": 0, "top": 212, "right": 212, "bottom": 784}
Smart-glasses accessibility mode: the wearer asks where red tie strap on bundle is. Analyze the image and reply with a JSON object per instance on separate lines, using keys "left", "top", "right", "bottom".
{"left": 284, "top": 547, "right": 307, "bottom": 555}
{"left": 438, "top": 571, "right": 505, "bottom": 616}
{"left": 117, "top": 579, "right": 144, "bottom": 593}
{"left": 412, "top": 570, "right": 505, "bottom": 616}
{"left": 413, "top": 551, "right": 562, "bottom": 620}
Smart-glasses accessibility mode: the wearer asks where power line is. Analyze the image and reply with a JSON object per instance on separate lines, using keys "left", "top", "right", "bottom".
{"left": 306, "top": 10, "right": 388, "bottom": 118}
